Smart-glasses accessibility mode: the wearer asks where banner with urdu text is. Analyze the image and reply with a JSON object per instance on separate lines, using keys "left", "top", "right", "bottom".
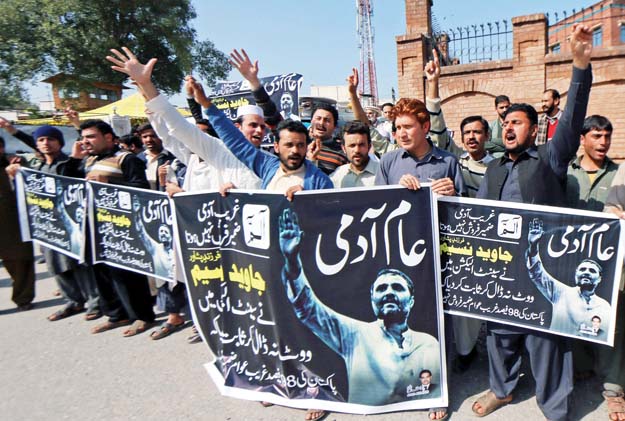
{"left": 438, "top": 196, "right": 624, "bottom": 346}
{"left": 16, "top": 168, "right": 87, "bottom": 261}
{"left": 172, "top": 186, "right": 447, "bottom": 415}
{"left": 88, "top": 181, "right": 174, "bottom": 282}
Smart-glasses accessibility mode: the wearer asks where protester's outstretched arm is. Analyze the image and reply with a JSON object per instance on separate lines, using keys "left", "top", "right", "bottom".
{"left": 548, "top": 24, "right": 593, "bottom": 177}
{"left": 230, "top": 48, "right": 280, "bottom": 124}
{"left": 64, "top": 106, "right": 81, "bottom": 130}
{"left": 0, "top": 117, "right": 37, "bottom": 150}
{"left": 184, "top": 77, "right": 203, "bottom": 123}
{"left": 229, "top": 49, "right": 261, "bottom": 90}
{"left": 347, "top": 68, "right": 368, "bottom": 125}
{"left": 571, "top": 23, "right": 592, "bottom": 70}
{"left": 424, "top": 49, "right": 458, "bottom": 153}
{"left": 424, "top": 49, "right": 440, "bottom": 101}
{"left": 106, "top": 47, "right": 159, "bottom": 100}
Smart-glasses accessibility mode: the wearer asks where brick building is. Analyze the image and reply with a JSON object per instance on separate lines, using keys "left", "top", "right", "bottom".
{"left": 396, "top": 0, "right": 625, "bottom": 159}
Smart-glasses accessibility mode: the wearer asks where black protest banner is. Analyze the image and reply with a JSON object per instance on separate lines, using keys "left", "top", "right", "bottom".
{"left": 172, "top": 186, "right": 447, "bottom": 414}
{"left": 88, "top": 182, "right": 174, "bottom": 281}
{"left": 212, "top": 73, "right": 303, "bottom": 145}
{"left": 438, "top": 197, "right": 624, "bottom": 346}
{"left": 16, "top": 168, "right": 87, "bottom": 261}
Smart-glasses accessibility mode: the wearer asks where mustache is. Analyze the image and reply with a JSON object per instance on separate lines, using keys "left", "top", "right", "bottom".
{"left": 381, "top": 295, "right": 399, "bottom": 305}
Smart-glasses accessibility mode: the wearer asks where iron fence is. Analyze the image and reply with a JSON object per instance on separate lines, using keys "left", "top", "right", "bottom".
{"left": 429, "top": 20, "right": 512, "bottom": 66}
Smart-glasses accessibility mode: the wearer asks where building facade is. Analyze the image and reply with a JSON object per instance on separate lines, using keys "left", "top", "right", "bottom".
{"left": 397, "top": 0, "right": 625, "bottom": 159}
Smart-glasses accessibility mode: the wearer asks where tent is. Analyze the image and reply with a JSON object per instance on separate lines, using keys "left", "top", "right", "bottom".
{"left": 79, "top": 92, "right": 190, "bottom": 119}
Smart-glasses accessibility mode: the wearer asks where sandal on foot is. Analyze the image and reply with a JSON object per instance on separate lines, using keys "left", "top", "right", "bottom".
{"left": 428, "top": 407, "right": 448, "bottom": 420}
{"left": 603, "top": 390, "right": 625, "bottom": 421}
{"left": 472, "top": 390, "right": 513, "bottom": 417}
{"left": 150, "top": 322, "right": 185, "bottom": 340}
{"left": 305, "top": 409, "right": 327, "bottom": 421}
{"left": 47, "top": 305, "right": 84, "bottom": 321}
{"left": 91, "top": 319, "right": 130, "bottom": 334}
{"left": 85, "top": 311, "right": 102, "bottom": 321}
{"left": 123, "top": 320, "right": 152, "bottom": 337}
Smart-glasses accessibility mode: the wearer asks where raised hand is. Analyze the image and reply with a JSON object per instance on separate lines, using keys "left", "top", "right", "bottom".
{"left": 132, "top": 195, "right": 141, "bottom": 213}
{"left": 0, "top": 116, "right": 17, "bottom": 135}
{"left": 570, "top": 23, "right": 592, "bottom": 69}
{"left": 424, "top": 49, "right": 441, "bottom": 82}
{"left": 64, "top": 106, "right": 80, "bottom": 129}
{"left": 229, "top": 49, "right": 260, "bottom": 89}
{"left": 347, "top": 67, "right": 359, "bottom": 95}
{"left": 527, "top": 218, "right": 544, "bottom": 247}
{"left": 187, "top": 77, "right": 211, "bottom": 108}
{"left": 106, "top": 47, "right": 157, "bottom": 88}
{"left": 184, "top": 75, "right": 195, "bottom": 97}
{"left": 424, "top": 49, "right": 440, "bottom": 99}
{"left": 278, "top": 209, "right": 303, "bottom": 261}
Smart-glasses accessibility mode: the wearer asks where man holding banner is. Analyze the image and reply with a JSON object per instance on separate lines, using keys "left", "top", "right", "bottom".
{"left": 472, "top": 23, "right": 593, "bottom": 420}
{"left": 6, "top": 124, "right": 100, "bottom": 321}
{"left": 64, "top": 119, "right": 155, "bottom": 336}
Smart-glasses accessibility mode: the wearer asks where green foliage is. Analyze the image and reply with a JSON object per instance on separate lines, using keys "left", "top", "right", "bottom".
{"left": 0, "top": 81, "right": 34, "bottom": 110}
{"left": 0, "top": 0, "right": 230, "bottom": 96}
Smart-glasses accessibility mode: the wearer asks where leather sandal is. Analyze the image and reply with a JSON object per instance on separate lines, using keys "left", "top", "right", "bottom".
{"left": 91, "top": 319, "right": 130, "bottom": 334}
{"left": 472, "top": 390, "right": 513, "bottom": 417}
{"left": 47, "top": 305, "right": 84, "bottom": 321}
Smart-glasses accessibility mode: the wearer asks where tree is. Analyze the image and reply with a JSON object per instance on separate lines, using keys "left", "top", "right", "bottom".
{"left": 0, "top": 0, "right": 230, "bottom": 103}
{"left": 0, "top": 81, "right": 34, "bottom": 111}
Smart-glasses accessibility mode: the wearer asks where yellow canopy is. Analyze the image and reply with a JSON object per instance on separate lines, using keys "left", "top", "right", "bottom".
{"left": 18, "top": 93, "right": 190, "bottom": 125}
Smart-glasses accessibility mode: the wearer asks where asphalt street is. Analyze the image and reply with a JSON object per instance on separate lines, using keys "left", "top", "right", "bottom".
{"left": 0, "top": 255, "right": 609, "bottom": 420}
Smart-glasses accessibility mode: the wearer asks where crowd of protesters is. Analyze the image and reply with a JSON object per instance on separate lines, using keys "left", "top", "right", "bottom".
{"left": 0, "top": 22, "right": 624, "bottom": 421}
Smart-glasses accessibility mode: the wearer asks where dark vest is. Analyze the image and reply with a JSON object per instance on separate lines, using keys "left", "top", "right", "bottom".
{"left": 484, "top": 146, "right": 566, "bottom": 206}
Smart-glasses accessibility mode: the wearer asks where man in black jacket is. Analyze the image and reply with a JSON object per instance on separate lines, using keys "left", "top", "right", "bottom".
{"left": 472, "top": 24, "right": 593, "bottom": 421}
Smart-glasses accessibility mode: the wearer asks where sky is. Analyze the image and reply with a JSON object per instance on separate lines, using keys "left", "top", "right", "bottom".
{"left": 27, "top": 0, "right": 591, "bottom": 107}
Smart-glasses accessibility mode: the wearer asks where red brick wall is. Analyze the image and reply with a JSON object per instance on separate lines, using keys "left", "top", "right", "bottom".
{"left": 398, "top": 1, "right": 625, "bottom": 160}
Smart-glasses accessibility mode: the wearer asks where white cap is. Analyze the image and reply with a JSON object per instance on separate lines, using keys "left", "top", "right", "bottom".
{"left": 236, "top": 105, "right": 264, "bottom": 119}
{"left": 364, "top": 106, "right": 381, "bottom": 115}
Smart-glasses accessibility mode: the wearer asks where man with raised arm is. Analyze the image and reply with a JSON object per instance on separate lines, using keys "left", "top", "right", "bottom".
{"left": 472, "top": 24, "right": 593, "bottom": 420}
{"left": 108, "top": 47, "right": 331, "bottom": 420}
{"left": 423, "top": 49, "right": 494, "bottom": 374}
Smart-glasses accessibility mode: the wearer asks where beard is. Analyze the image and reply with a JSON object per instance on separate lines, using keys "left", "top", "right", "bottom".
{"left": 377, "top": 307, "right": 408, "bottom": 324}
{"left": 281, "top": 155, "right": 304, "bottom": 171}
{"left": 505, "top": 142, "right": 528, "bottom": 155}
{"left": 577, "top": 279, "right": 596, "bottom": 293}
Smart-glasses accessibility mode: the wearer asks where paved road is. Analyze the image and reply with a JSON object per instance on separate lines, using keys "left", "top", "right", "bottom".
{"left": 0, "top": 257, "right": 609, "bottom": 420}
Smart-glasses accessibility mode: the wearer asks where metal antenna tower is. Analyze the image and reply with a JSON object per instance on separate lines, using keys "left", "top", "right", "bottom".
{"left": 357, "top": 0, "right": 378, "bottom": 106}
